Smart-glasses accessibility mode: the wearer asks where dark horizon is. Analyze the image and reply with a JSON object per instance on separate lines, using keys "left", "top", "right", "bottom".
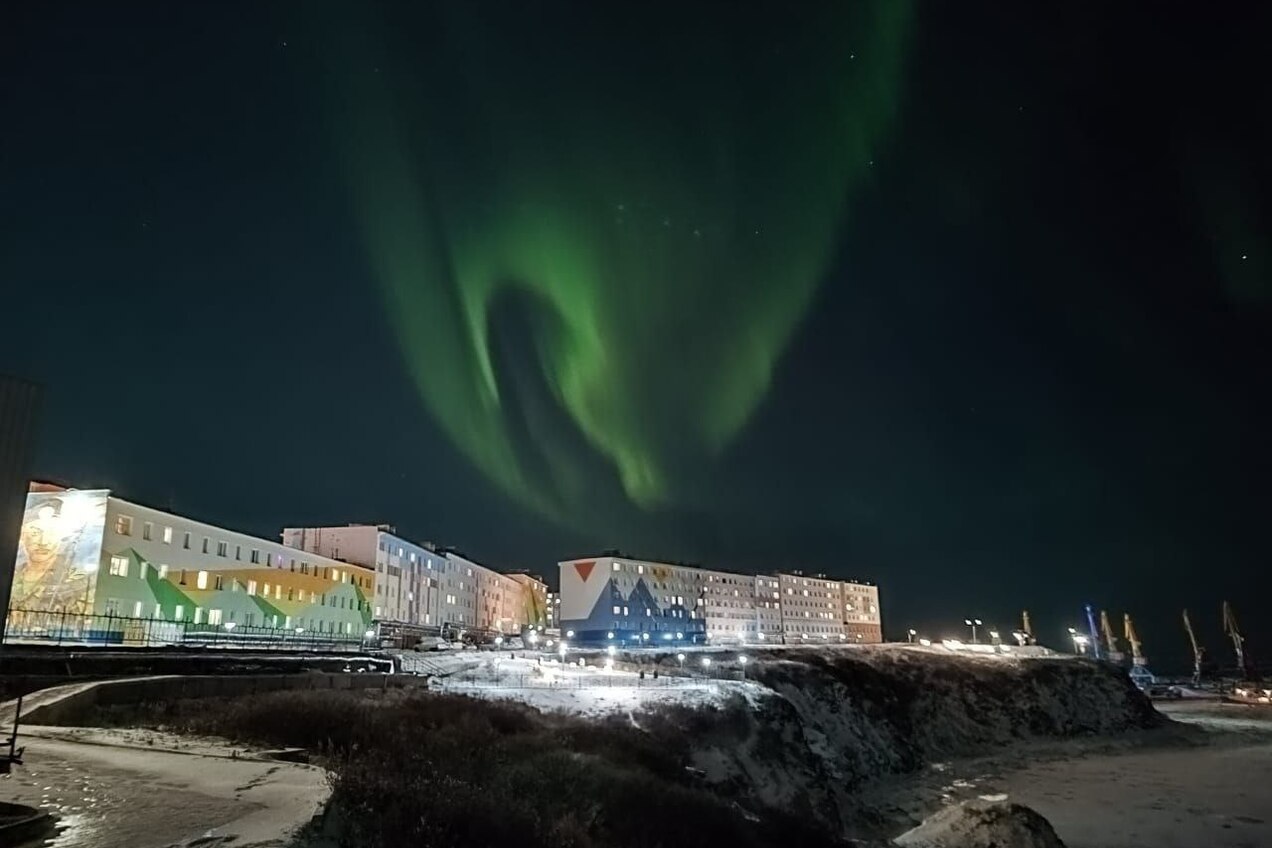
{"left": 3, "top": 1, "right": 1270, "bottom": 669}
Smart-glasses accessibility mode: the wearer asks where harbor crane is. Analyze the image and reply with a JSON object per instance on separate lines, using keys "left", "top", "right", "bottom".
{"left": 1101, "top": 610, "right": 1124, "bottom": 664}
{"left": 1183, "top": 608, "right": 1205, "bottom": 686}
{"left": 1223, "top": 601, "right": 1255, "bottom": 680}
{"left": 1124, "top": 613, "right": 1155, "bottom": 686}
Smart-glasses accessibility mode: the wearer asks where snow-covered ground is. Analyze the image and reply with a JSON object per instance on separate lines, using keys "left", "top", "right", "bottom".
{"left": 866, "top": 700, "right": 1272, "bottom": 848}
{"left": 399, "top": 651, "right": 769, "bottom": 716}
{"left": 1, "top": 730, "right": 326, "bottom": 847}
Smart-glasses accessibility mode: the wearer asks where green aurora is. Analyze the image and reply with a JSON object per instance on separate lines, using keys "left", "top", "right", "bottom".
{"left": 326, "top": 3, "right": 912, "bottom": 522}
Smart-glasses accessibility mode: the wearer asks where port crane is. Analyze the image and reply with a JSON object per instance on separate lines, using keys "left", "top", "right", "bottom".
{"left": 1085, "top": 604, "right": 1102, "bottom": 660}
{"left": 1101, "top": 610, "right": 1124, "bottom": 664}
{"left": 1223, "top": 601, "right": 1255, "bottom": 680}
{"left": 1182, "top": 609, "right": 1205, "bottom": 686}
{"left": 1124, "top": 613, "right": 1155, "bottom": 686}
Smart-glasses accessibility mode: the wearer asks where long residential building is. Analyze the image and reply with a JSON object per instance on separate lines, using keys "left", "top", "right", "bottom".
{"left": 558, "top": 554, "right": 882, "bottom": 645}
{"left": 8, "top": 484, "right": 374, "bottom": 638}
{"left": 283, "top": 525, "right": 546, "bottom": 636}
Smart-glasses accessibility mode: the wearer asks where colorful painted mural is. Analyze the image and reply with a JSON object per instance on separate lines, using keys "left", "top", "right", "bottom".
{"left": 11, "top": 489, "right": 108, "bottom": 616}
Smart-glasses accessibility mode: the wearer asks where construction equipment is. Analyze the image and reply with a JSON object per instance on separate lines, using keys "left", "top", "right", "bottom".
{"left": 1085, "top": 604, "right": 1102, "bottom": 660}
{"left": 1101, "top": 610, "right": 1124, "bottom": 664}
{"left": 1124, "top": 613, "right": 1155, "bottom": 686}
{"left": 1223, "top": 601, "right": 1255, "bottom": 680}
{"left": 1183, "top": 608, "right": 1205, "bottom": 686}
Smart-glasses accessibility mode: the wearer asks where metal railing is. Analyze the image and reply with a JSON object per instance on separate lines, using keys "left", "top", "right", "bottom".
{"left": 437, "top": 670, "right": 748, "bottom": 689}
{"left": 2, "top": 607, "right": 372, "bottom": 652}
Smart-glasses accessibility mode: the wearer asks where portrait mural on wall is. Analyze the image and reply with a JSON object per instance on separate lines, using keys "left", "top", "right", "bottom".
{"left": 10, "top": 489, "right": 108, "bottom": 616}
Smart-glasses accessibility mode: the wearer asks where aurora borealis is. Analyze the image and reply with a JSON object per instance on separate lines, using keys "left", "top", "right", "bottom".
{"left": 5, "top": 1, "right": 1272, "bottom": 653}
{"left": 327, "top": 2, "right": 911, "bottom": 522}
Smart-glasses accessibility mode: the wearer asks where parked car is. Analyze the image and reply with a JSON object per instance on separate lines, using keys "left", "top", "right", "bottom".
{"left": 1144, "top": 684, "right": 1182, "bottom": 700}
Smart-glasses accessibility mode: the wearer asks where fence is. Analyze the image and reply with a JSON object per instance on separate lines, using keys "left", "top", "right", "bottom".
{"left": 2, "top": 607, "right": 372, "bottom": 652}
{"left": 437, "top": 670, "right": 748, "bottom": 689}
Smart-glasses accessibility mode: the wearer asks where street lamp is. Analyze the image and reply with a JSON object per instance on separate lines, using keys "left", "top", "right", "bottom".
{"left": 701, "top": 656, "right": 712, "bottom": 670}
{"left": 558, "top": 642, "right": 568, "bottom": 659}
{"left": 567, "top": 629, "right": 575, "bottom": 638}
{"left": 676, "top": 652, "right": 686, "bottom": 670}
{"left": 606, "top": 645, "right": 616, "bottom": 657}
{"left": 607, "top": 631, "right": 614, "bottom": 640}
{"left": 907, "top": 628, "right": 917, "bottom": 643}
{"left": 494, "top": 636, "right": 504, "bottom": 647}
{"left": 964, "top": 619, "right": 983, "bottom": 643}
{"left": 738, "top": 655, "right": 748, "bottom": 680}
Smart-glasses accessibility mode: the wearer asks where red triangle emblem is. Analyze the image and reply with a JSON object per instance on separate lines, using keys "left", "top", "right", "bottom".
{"left": 574, "top": 560, "right": 596, "bottom": 582}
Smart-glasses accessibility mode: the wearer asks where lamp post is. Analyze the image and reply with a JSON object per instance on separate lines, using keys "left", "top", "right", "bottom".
{"left": 964, "top": 618, "right": 982, "bottom": 644}
{"left": 676, "top": 652, "right": 685, "bottom": 670}
{"left": 738, "top": 655, "right": 748, "bottom": 680}
{"left": 907, "top": 628, "right": 917, "bottom": 643}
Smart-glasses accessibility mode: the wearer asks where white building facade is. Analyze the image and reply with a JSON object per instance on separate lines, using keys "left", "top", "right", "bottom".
{"left": 558, "top": 554, "right": 883, "bottom": 646}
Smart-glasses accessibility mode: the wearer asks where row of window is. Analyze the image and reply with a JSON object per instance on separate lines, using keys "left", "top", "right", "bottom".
{"left": 113, "top": 516, "right": 369, "bottom": 589}
{"left": 98, "top": 597, "right": 359, "bottom": 633}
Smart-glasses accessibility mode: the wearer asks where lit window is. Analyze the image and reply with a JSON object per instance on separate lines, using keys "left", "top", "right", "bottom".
{"left": 247, "top": 580, "right": 257, "bottom": 596}
{"left": 208, "top": 609, "right": 223, "bottom": 625}
{"left": 194, "top": 607, "right": 204, "bottom": 624}
{"left": 612, "top": 562, "right": 621, "bottom": 571}
{"left": 175, "top": 604, "right": 185, "bottom": 620}
{"left": 613, "top": 605, "right": 621, "bottom": 614}
{"left": 154, "top": 604, "right": 163, "bottom": 618}
{"left": 115, "top": 515, "right": 133, "bottom": 536}
{"left": 132, "top": 600, "right": 143, "bottom": 618}
{"left": 138, "top": 561, "right": 148, "bottom": 579}
{"left": 157, "top": 564, "right": 168, "bottom": 579}
{"left": 109, "top": 555, "right": 128, "bottom": 577}
{"left": 196, "top": 570, "right": 209, "bottom": 589}
{"left": 162, "top": 526, "right": 173, "bottom": 544}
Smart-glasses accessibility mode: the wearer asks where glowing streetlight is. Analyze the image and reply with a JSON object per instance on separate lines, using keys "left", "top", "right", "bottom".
{"left": 907, "top": 628, "right": 917, "bottom": 643}
{"left": 701, "top": 656, "right": 712, "bottom": 669}
{"left": 566, "top": 629, "right": 575, "bottom": 638}
{"left": 964, "top": 618, "right": 983, "bottom": 643}
{"left": 606, "top": 631, "right": 614, "bottom": 640}
{"left": 365, "top": 629, "right": 376, "bottom": 640}
{"left": 676, "top": 652, "right": 686, "bottom": 669}
{"left": 558, "top": 642, "right": 568, "bottom": 659}
{"left": 527, "top": 631, "right": 539, "bottom": 645}
{"left": 675, "top": 632, "right": 683, "bottom": 640}
{"left": 494, "top": 636, "right": 504, "bottom": 647}
{"left": 606, "top": 645, "right": 616, "bottom": 657}
{"left": 738, "top": 655, "right": 748, "bottom": 680}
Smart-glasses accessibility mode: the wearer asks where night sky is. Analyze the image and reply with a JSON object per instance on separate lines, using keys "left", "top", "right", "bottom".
{"left": 3, "top": 2, "right": 1270, "bottom": 669}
